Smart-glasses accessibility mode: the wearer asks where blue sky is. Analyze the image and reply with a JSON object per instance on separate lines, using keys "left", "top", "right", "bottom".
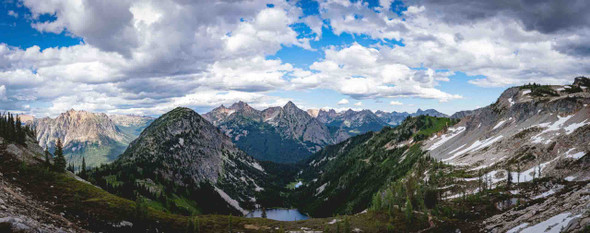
{"left": 0, "top": 0, "right": 587, "bottom": 116}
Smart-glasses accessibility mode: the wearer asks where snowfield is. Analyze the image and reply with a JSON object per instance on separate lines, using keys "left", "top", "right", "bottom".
{"left": 513, "top": 212, "right": 580, "bottom": 233}
{"left": 427, "top": 126, "right": 466, "bottom": 151}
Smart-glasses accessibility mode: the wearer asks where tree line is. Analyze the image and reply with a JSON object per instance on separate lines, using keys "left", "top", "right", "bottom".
{"left": 0, "top": 112, "right": 36, "bottom": 146}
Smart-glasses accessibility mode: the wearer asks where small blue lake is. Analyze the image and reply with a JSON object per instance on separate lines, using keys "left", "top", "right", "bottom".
{"left": 245, "top": 209, "right": 310, "bottom": 221}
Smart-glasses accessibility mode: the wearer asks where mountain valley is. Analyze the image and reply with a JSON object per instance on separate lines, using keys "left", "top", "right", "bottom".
{"left": 1, "top": 77, "right": 589, "bottom": 232}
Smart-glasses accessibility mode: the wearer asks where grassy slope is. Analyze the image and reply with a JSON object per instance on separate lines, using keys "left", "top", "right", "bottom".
{"left": 1, "top": 147, "right": 399, "bottom": 232}
{"left": 293, "top": 116, "right": 457, "bottom": 217}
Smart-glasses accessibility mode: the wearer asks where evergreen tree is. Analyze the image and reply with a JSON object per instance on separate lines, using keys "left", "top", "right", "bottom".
{"left": 506, "top": 166, "right": 513, "bottom": 187}
{"left": 44, "top": 148, "right": 52, "bottom": 168}
{"left": 53, "top": 138, "right": 67, "bottom": 172}
{"left": 80, "top": 156, "right": 87, "bottom": 179}
{"left": 0, "top": 112, "right": 35, "bottom": 146}
{"left": 15, "top": 116, "right": 25, "bottom": 145}
{"left": 517, "top": 162, "right": 521, "bottom": 183}
{"left": 405, "top": 196, "right": 413, "bottom": 222}
{"left": 371, "top": 192, "right": 382, "bottom": 211}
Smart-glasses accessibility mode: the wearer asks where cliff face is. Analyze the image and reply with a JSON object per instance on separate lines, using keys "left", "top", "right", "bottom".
{"left": 33, "top": 110, "right": 131, "bottom": 167}
{"left": 34, "top": 110, "right": 126, "bottom": 149}
{"left": 31, "top": 110, "right": 154, "bottom": 168}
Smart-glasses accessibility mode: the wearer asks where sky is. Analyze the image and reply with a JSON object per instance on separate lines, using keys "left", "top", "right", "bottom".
{"left": 1, "top": 0, "right": 589, "bottom": 117}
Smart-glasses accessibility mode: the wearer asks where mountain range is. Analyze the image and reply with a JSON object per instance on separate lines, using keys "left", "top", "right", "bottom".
{"left": 0, "top": 77, "right": 589, "bottom": 232}
{"left": 204, "top": 101, "right": 448, "bottom": 163}
{"left": 31, "top": 110, "right": 153, "bottom": 168}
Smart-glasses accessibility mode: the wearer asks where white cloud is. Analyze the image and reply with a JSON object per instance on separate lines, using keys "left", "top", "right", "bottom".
{"left": 0, "top": 85, "right": 7, "bottom": 101}
{"left": 7, "top": 10, "right": 18, "bottom": 18}
{"left": 4, "top": 0, "right": 589, "bottom": 117}
{"left": 318, "top": 0, "right": 590, "bottom": 87}
{"left": 292, "top": 43, "right": 462, "bottom": 101}
{"left": 389, "top": 101, "right": 403, "bottom": 106}
{"left": 0, "top": 0, "right": 312, "bottom": 116}
{"left": 354, "top": 101, "right": 362, "bottom": 106}
{"left": 337, "top": 98, "right": 349, "bottom": 105}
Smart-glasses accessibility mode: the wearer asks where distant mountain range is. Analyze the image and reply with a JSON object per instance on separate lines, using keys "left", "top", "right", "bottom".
{"left": 203, "top": 101, "right": 333, "bottom": 163}
{"left": 27, "top": 104, "right": 449, "bottom": 166}
{"left": 31, "top": 110, "right": 153, "bottom": 168}
{"left": 2, "top": 77, "right": 589, "bottom": 232}
{"left": 204, "top": 102, "right": 449, "bottom": 163}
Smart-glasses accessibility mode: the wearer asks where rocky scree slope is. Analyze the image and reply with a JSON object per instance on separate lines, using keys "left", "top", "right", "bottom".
{"left": 423, "top": 77, "right": 590, "bottom": 232}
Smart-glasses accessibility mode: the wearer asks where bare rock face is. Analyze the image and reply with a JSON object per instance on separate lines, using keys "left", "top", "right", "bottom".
{"left": 450, "top": 110, "right": 474, "bottom": 119}
{"left": 32, "top": 110, "right": 133, "bottom": 168}
{"left": 34, "top": 110, "right": 127, "bottom": 150}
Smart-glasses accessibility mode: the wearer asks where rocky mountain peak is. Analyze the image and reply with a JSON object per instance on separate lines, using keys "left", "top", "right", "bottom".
{"left": 283, "top": 101, "right": 299, "bottom": 110}
{"left": 230, "top": 101, "right": 253, "bottom": 111}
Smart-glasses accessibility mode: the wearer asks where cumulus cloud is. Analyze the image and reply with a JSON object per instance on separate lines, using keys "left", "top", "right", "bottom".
{"left": 3, "top": 0, "right": 589, "bottom": 116}
{"left": 337, "top": 99, "right": 349, "bottom": 105}
{"left": 1, "top": 0, "right": 310, "bottom": 116}
{"left": 292, "top": 43, "right": 462, "bottom": 101}
{"left": 316, "top": 0, "right": 590, "bottom": 88}
{"left": 354, "top": 101, "right": 362, "bottom": 106}
{"left": 405, "top": 0, "right": 590, "bottom": 34}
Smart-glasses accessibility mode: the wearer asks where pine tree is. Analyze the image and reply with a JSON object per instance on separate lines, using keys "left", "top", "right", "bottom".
{"left": 80, "top": 156, "right": 87, "bottom": 179}
{"left": 371, "top": 192, "right": 382, "bottom": 211}
{"left": 44, "top": 148, "right": 52, "bottom": 168}
{"left": 517, "top": 162, "right": 521, "bottom": 183}
{"left": 53, "top": 138, "right": 67, "bottom": 172}
{"left": 405, "top": 196, "right": 413, "bottom": 222}
{"left": 15, "top": 116, "right": 25, "bottom": 145}
{"left": 506, "top": 166, "right": 513, "bottom": 187}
